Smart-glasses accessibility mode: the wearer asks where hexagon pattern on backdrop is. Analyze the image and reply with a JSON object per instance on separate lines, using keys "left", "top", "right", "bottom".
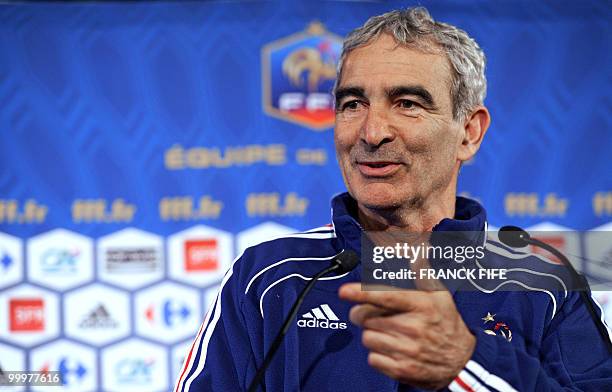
{"left": 97, "top": 228, "right": 165, "bottom": 290}
{"left": 0, "top": 231, "right": 23, "bottom": 290}
{"left": 167, "top": 225, "right": 233, "bottom": 287}
{"left": 29, "top": 340, "right": 97, "bottom": 392}
{"left": 0, "top": 342, "right": 26, "bottom": 391}
{"left": 584, "top": 223, "right": 612, "bottom": 291}
{"left": 27, "top": 229, "right": 94, "bottom": 291}
{"left": 63, "top": 283, "right": 131, "bottom": 346}
{"left": 101, "top": 338, "right": 168, "bottom": 392}
{"left": 134, "top": 281, "right": 202, "bottom": 344}
{"left": 0, "top": 284, "right": 60, "bottom": 348}
{"left": 236, "top": 221, "right": 297, "bottom": 256}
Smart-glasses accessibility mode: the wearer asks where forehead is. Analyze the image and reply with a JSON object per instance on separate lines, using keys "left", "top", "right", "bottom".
{"left": 339, "top": 33, "right": 452, "bottom": 96}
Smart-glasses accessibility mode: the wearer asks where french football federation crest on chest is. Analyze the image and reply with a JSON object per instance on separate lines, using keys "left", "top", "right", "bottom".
{"left": 482, "top": 312, "right": 513, "bottom": 342}
{"left": 261, "top": 21, "right": 343, "bottom": 130}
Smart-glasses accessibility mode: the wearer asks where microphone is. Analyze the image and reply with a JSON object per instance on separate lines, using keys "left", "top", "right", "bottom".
{"left": 247, "top": 250, "right": 359, "bottom": 392}
{"left": 498, "top": 226, "right": 612, "bottom": 353}
{"left": 498, "top": 225, "right": 531, "bottom": 248}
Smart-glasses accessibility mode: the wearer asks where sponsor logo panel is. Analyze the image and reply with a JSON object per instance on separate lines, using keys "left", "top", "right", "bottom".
{"left": 134, "top": 282, "right": 201, "bottom": 344}
{"left": 585, "top": 222, "right": 612, "bottom": 323}
{"left": 0, "top": 232, "right": 23, "bottom": 289}
{"left": 584, "top": 222, "right": 612, "bottom": 290}
{"left": 525, "top": 224, "right": 581, "bottom": 268}
{"left": 64, "top": 284, "right": 130, "bottom": 346}
{"left": 0, "top": 284, "right": 59, "bottom": 347}
{"left": 9, "top": 299, "right": 44, "bottom": 332}
{"left": 236, "top": 222, "right": 297, "bottom": 256}
{"left": 168, "top": 225, "right": 233, "bottom": 286}
{"left": 27, "top": 229, "right": 93, "bottom": 291}
{"left": 0, "top": 343, "right": 26, "bottom": 391}
{"left": 97, "top": 228, "right": 164, "bottom": 289}
{"left": 184, "top": 239, "right": 218, "bottom": 271}
{"left": 106, "top": 247, "right": 158, "bottom": 273}
{"left": 29, "top": 340, "right": 96, "bottom": 392}
{"left": 101, "top": 339, "right": 167, "bottom": 392}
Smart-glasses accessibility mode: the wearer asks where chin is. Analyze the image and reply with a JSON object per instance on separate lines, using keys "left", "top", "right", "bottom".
{"left": 351, "top": 182, "right": 405, "bottom": 210}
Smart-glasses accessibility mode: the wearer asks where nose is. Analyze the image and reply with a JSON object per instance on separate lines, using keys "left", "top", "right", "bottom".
{"left": 360, "top": 104, "right": 395, "bottom": 149}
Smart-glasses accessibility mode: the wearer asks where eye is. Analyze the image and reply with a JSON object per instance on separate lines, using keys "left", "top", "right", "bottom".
{"left": 339, "top": 100, "right": 363, "bottom": 111}
{"left": 397, "top": 99, "right": 417, "bottom": 109}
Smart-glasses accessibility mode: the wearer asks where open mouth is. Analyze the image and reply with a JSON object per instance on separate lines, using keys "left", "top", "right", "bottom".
{"left": 364, "top": 162, "right": 389, "bottom": 168}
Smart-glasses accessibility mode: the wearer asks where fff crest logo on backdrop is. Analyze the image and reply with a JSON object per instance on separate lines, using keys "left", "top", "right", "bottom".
{"left": 262, "top": 21, "right": 343, "bottom": 130}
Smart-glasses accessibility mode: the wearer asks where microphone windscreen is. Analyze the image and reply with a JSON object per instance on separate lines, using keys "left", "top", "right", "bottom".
{"left": 498, "top": 225, "right": 530, "bottom": 248}
{"left": 335, "top": 250, "right": 359, "bottom": 273}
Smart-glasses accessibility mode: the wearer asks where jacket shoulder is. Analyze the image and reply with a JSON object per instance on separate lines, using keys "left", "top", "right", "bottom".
{"left": 232, "top": 225, "right": 341, "bottom": 292}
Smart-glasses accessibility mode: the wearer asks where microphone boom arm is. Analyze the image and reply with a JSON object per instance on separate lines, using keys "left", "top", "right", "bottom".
{"left": 247, "top": 249, "right": 359, "bottom": 392}
{"left": 499, "top": 226, "right": 612, "bottom": 354}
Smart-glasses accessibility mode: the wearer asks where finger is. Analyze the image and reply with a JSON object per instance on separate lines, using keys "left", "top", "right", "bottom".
{"left": 410, "top": 256, "right": 449, "bottom": 292}
{"left": 339, "top": 282, "right": 403, "bottom": 294}
{"left": 362, "top": 315, "right": 447, "bottom": 366}
{"left": 413, "top": 271, "right": 448, "bottom": 292}
{"left": 361, "top": 314, "right": 425, "bottom": 339}
{"left": 361, "top": 329, "right": 418, "bottom": 358}
{"left": 361, "top": 283, "right": 405, "bottom": 291}
{"left": 367, "top": 352, "right": 405, "bottom": 381}
{"left": 349, "top": 304, "right": 395, "bottom": 327}
{"left": 339, "top": 283, "right": 432, "bottom": 312}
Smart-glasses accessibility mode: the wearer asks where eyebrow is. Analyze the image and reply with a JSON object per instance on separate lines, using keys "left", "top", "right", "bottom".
{"left": 334, "top": 85, "right": 435, "bottom": 107}
{"left": 334, "top": 86, "right": 365, "bottom": 107}
{"left": 387, "top": 86, "right": 434, "bottom": 106}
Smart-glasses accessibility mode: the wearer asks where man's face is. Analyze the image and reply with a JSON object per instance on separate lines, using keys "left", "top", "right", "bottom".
{"left": 334, "top": 33, "right": 465, "bottom": 211}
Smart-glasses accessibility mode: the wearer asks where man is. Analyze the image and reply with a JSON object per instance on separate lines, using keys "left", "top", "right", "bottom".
{"left": 175, "top": 7, "right": 611, "bottom": 392}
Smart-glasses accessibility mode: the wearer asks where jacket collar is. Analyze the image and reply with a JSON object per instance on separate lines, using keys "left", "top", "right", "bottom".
{"left": 331, "top": 192, "right": 488, "bottom": 253}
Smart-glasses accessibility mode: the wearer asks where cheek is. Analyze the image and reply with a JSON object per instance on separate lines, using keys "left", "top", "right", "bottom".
{"left": 424, "top": 137, "right": 462, "bottom": 174}
{"left": 411, "top": 120, "right": 461, "bottom": 158}
{"left": 333, "top": 126, "right": 357, "bottom": 158}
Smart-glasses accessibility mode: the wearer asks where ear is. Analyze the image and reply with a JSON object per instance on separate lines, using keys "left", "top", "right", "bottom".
{"left": 457, "top": 106, "right": 490, "bottom": 162}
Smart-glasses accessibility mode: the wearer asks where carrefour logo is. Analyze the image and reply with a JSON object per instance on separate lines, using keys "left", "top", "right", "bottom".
{"left": 262, "top": 21, "right": 342, "bottom": 130}
{"left": 145, "top": 299, "right": 191, "bottom": 328}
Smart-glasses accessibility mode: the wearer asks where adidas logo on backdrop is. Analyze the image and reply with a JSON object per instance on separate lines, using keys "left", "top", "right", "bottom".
{"left": 297, "top": 304, "right": 347, "bottom": 330}
{"left": 79, "top": 304, "right": 118, "bottom": 329}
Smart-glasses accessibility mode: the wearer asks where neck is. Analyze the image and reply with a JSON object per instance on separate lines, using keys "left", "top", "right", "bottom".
{"left": 357, "top": 185, "right": 457, "bottom": 233}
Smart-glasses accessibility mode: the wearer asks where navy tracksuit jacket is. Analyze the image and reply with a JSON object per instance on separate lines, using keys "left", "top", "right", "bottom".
{"left": 175, "top": 193, "right": 612, "bottom": 391}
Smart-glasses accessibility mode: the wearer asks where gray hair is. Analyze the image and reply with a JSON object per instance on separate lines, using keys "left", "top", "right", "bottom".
{"left": 335, "top": 7, "right": 486, "bottom": 121}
